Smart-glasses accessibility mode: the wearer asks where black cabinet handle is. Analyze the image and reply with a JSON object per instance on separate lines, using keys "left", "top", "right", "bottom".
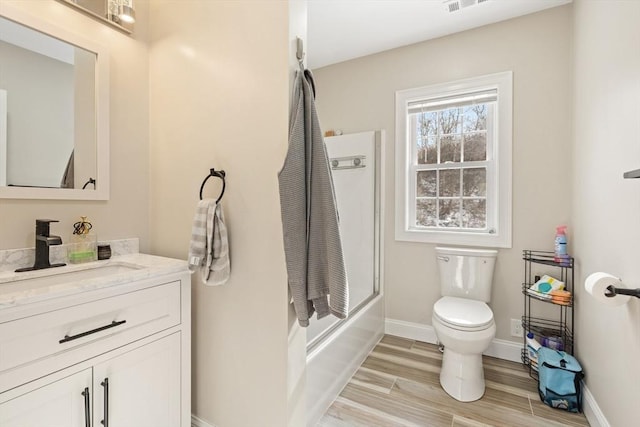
{"left": 59, "top": 320, "right": 127, "bottom": 344}
{"left": 81, "top": 387, "right": 90, "bottom": 427}
{"left": 101, "top": 378, "right": 109, "bottom": 426}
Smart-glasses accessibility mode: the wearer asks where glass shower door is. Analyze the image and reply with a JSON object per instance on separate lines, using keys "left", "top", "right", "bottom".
{"left": 307, "top": 131, "right": 379, "bottom": 348}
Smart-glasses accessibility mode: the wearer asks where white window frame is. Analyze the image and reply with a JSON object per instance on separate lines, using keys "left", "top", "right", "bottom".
{"left": 395, "top": 71, "right": 512, "bottom": 248}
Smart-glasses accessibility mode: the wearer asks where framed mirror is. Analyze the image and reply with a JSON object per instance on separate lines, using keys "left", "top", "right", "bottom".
{"left": 0, "top": 4, "right": 109, "bottom": 200}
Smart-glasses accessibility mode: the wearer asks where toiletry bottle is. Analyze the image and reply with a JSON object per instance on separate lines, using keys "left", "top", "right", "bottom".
{"left": 68, "top": 216, "right": 97, "bottom": 264}
{"left": 526, "top": 332, "right": 541, "bottom": 367}
{"left": 554, "top": 225, "right": 569, "bottom": 265}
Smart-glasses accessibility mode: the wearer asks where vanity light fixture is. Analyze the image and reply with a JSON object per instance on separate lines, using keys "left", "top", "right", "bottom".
{"left": 55, "top": 0, "right": 133, "bottom": 34}
{"left": 118, "top": 0, "right": 136, "bottom": 24}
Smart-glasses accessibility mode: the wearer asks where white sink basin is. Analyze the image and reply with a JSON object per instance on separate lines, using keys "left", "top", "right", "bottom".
{"left": 1, "top": 263, "right": 145, "bottom": 295}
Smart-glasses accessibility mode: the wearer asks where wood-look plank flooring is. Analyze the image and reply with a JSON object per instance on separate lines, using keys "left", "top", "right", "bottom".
{"left": 318, "top": 335, "right": 589, "bottom": 427}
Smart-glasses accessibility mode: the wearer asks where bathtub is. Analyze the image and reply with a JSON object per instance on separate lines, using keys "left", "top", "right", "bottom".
{"left": 305, "top": 131, "right": 385, "bottom": 426}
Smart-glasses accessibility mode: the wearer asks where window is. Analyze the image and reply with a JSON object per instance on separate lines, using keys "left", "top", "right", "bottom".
{"left": 395, "top": 72, "right": 512, "bottom": 247}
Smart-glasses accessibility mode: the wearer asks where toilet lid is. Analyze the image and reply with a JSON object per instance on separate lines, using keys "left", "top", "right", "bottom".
{"left": 433, "top": 297, "right": 494, "bottom": 330}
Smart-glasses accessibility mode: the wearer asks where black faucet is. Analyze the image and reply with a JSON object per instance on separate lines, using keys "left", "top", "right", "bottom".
{"left": 15, "top": 219, "right": 66, "bottom": 272}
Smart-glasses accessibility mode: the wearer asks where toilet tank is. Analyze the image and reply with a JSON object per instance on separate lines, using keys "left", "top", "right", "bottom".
{"left": 436, "top": 247, "right": 498, "bottom": 302}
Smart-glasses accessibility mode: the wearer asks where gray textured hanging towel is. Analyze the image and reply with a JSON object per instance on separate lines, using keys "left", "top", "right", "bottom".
{"left": 278, "top": 70, "right": 348, "bottom": 327}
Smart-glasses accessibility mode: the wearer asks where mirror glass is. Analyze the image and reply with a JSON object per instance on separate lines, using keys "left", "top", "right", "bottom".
{"left": 0, "top": 6, "right": 109, "bottom": 200}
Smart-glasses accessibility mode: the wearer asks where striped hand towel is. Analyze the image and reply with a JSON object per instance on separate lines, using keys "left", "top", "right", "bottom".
{"left": 204, "top": 202, "right": 230, "bottom": 286}
{"left": 188, "top": 199, "right": 216, "bottom": 274}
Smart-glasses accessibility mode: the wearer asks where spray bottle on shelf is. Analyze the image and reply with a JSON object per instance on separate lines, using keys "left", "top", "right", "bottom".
{"left": 554, "top": 225, "right": 570, "bottom": 266}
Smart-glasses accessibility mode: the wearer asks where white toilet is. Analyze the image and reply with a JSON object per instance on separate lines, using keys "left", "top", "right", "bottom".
{"left": 432, "top": 246, "right": 498, "bottom": 402}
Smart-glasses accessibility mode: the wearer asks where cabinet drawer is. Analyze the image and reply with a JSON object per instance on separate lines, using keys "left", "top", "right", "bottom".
{"left": 0, "top": 281, "right": 181, "bottom": 373}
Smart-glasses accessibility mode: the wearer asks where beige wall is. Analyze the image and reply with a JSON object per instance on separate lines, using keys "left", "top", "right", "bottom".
{"left": 313, "top": 6, "right": 573, "bottom": 342}
{"left": 572, "top": 0, "right": 640, "bottom": 424}
{"left": 148, "top": 1, "right": 290, "bottom": 426}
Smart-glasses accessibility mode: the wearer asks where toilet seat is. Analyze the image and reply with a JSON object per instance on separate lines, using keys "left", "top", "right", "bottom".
{"left": 433, "top": 296, "right": 494, "bottom": 332}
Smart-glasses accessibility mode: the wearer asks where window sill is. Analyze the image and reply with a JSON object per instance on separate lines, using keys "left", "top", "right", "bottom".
{"left": 395, "top": 227, "right": 511, "bottom": 248}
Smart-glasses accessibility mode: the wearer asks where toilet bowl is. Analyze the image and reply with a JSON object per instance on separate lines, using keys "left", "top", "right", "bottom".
{"left": 433, "top": 247, "right": 498, "bottom": 402}
{"left": 432, "top": 296, "right": 495, "bottom": 402}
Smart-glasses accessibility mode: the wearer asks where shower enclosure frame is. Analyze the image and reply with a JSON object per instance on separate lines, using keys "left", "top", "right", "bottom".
{"left": 305, "top": 130, "right": 385, "bottom": 426}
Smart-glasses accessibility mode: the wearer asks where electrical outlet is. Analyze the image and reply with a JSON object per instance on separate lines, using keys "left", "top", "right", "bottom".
{"left": 511, "top": 318, "right": 523, "bottom": 337}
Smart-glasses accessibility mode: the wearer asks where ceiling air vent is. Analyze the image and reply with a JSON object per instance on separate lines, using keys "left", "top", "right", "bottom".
{"left": 447, "top": 1, "right": 460, "bottom": 13}
{"left": 444, "top": 0, "right": 489, "bottom": 13}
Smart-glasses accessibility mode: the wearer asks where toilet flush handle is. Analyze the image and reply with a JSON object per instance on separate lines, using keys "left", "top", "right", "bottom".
{"left": 437, "top": 256, "right": 450, "bottom": 262}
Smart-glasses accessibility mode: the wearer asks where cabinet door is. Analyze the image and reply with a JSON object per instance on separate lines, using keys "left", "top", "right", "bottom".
{"left": 0, "top": 368, "right": 92, "bottom": 427}
{"left": 93, "top": 333, "right": 181, "bottom": 427}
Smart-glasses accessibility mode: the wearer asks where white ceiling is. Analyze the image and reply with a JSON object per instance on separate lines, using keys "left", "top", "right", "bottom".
{"left": 307, "top": 0, "right": 572, "bottom": 69}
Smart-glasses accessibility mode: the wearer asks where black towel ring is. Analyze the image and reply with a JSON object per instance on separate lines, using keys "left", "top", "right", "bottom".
{"left": 199, "top": 168, "right": 226, "bottom": 203}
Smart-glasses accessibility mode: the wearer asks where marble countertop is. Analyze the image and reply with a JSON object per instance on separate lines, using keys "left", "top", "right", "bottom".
{"left": 0, "top": 250, "right": 188, "bottom": 310}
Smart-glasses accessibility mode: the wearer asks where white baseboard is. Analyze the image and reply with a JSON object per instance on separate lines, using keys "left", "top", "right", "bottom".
{"left": 384, "top": 318, "right": 521, "bottom": 363}
{"left": 192, "top": 414, "right": 216, "bottom": 427}
{"left": 484, "top": 337, "right": 522, "bottom": 362}
{"left": 582, "top": 383, "right": 610, "bottom": 427}
{"left": 384, "top": 318, "right": 438, "bottom": 344}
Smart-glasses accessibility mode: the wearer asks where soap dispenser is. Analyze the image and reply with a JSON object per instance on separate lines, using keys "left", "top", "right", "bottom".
{"left": 68, "top": 216, "right": 97, "bottom": 263}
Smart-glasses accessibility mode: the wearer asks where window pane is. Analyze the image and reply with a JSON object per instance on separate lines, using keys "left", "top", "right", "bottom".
{"left": 440, "top": 135, "right": 461, "bottom": 163}
{"left": 416, "top": 199, "right": 436, "bottom": 227}
{"left": 463, "top": 168, "right": 486, "bottom": 197}
{"left": 439, "top": 169, "right": 460, "bottom": 197}
{"left": 439, "top": 108, "right": 461, "bottom": 135}
{"left": 462, "top": 104, "right": 487, "bottom": 132}
{"left": 463, "top": 132, "right": 486, "bottom": 162}
{"left": 417, "top": 136, "right": 437, "bottom": 164}
{"left": 418, "top": 112, "right": 437, "bottom": 137}
{"left": 462, "top": 199, "right": 486, "bottom": 229}
{"left": 438, "top": 199, "right": 461, "bottom": 227}
{"left": 417, "top": 171, "right": 436, "bottom": 197}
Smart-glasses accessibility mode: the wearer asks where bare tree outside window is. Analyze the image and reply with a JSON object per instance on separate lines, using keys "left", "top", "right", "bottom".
{"left": 413, "top": 101, "right": 490, "bottom": 230}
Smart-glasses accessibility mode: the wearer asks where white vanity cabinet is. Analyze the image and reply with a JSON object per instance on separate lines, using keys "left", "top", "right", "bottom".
{"left": 0, "top": 368, "right": 92, "bottom": 426}
{"left": 92, "top": 333, "right": 181, "bottom": 427}
{"left": 0, "top": 265, "right": 190, "bottom": 427}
